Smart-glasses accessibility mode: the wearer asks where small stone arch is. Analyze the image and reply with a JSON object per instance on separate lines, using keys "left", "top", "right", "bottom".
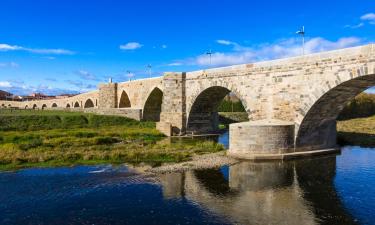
{"left": 1, "top": 104, "right": 5, "bottom": 108}
{"left": 66, "top": 103, "right": 71, "bottom": 108}
{"left": 143, "top": 87, "right": 163, "bottom": 121}
{"left": 84, "top": 99, "right": 95, "bottom": 108}
{"left": 8, "top": 104, "right": 11, "bottom": 108}
{"left": 187, "top": 86, "right": 249, "bottom": 134}
{"left": 74, "top": 102, "right": 80, "bottom": 108}
{"left": 25, "top": 105, "right": 29, "bottom": 109}
{"left": 33, "top": 104, "right": 38, "bottom": 109}
{"left": 42, "top": 104, "right": 47, "bottom": 110}
{"left": 119, "top": 90, "right": 131, "bottom": 108}
{"left": 52, "top": 103, "right": 58, "bottom": 108}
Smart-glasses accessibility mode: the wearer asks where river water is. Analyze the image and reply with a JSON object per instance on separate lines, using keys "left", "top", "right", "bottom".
{"left": 0, "top": 133, "right": 374, "bottom": 225}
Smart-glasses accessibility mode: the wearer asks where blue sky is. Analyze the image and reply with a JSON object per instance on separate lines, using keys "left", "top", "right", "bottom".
{"left": 0, "top": 0, "right": 374, "bottom": 95}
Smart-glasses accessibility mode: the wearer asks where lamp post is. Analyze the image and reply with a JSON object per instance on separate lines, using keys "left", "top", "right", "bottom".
{"left": 206, "top": 49, "right": 213, "bottom": 67}
{"left": 296, "top": 26, "right": 305, "bottom": 55}
{"left": 126, "top": 70, "right": 132, "bottom": 81}
{"left": 147, "top": 64, "right": 152, "bottom": 78}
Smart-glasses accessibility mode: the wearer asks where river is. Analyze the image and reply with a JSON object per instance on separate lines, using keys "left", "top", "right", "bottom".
{"left": 0, "top": 132, "right": 374, "bottom": 225}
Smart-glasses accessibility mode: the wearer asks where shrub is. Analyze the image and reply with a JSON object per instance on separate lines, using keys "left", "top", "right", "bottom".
{"left": 339, "top": 93, "right": 375, "bottom": 120}
{"left": 94, "top": 137, "right": 121, "bottom": 145}
{"left": 18, "top": 137, "right": 43, "bottom": 151}
{"left": 61, "top": 115, "right": 89, "bottom": 127}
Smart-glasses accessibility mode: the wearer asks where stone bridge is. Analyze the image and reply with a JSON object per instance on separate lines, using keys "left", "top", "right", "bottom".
{"left": 1, "top": 44, "right": 374, "bottom": 159}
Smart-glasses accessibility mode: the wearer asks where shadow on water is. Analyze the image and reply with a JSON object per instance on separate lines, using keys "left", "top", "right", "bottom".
{"left": 159, "top": 156, "right": 359, "bottom": 225}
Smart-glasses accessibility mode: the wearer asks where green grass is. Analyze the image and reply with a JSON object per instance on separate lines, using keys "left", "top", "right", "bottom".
{"left": 0, "top": 109, "right": 224, "bottom": 170}
{"left": 337, "top": 115, "right": 375, "bottom": 147}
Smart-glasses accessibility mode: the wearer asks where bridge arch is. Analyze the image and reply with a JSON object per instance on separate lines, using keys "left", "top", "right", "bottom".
{"left": 32, "top": 104, "right": 38, "bottom": 109}
{"left": 51, "top": 103, "right": 58, "bottom": 108}
{"left": 187, "top": 86, "right": 249, "bottom": 134}
{"left": 118, "top": 90, "right": 131, "bottom": 108}
{"left": 66, "top": 103, "right": 71, "bottom": 108}
{"left": 143, "top": 87, "right": 163, "bottom": 121}
{"left": 84, "top": 99, "right": 95, "bottom": 108}
{"left": 25, "top": 105, "right": 29, "bottom": 109}
{"left": 296, "top": 70, "right": 375, "bottom": 150}
{"left": 42, "top": 104, "right": 47, "bottom": 110}
{"left": 74, "top": 102, "right": 80, "bottom": 108}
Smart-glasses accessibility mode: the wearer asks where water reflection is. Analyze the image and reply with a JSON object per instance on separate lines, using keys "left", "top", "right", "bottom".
{"left": 159, "top": 156, "right": 358, "bottom": 225}
{"left": 0, "top": 147, "right": 374, "bottom": 224}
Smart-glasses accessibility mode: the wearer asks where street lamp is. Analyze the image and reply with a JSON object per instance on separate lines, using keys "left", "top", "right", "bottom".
{"left": 296, "top": 26, "right": 305, "bottom": 55}
{"left": 206, "top": 49, "right": 213, "bottom": 67}
{"left": 126, "top": 70, "right": 133, "bottom": 81}
{"left": 147, "top": 64, "right": 152, "bottom": 78}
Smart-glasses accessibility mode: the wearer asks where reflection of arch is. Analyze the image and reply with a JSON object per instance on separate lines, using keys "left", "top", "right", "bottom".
{"left": 143, "top": 87, "right": 163, "bottom": 121}
{"left": 74, "top": 102, "right": 80, "bottom": 108}
{"left": 52, "top": 103, "right": 58, "bottom": 108}
{"left": 84, "top": 99, "right": 94, "bottom": 108}
{"left": 193, "top": 169, "right": 233, "bottom": 196}
{"left": 187, "top": 86, "right": 248, "bottom": 134}
{"left": 295, "top": 156, "right": 358, "bottom": 225}
{"left": 296, "top": 74, "right": 375, "bottom": 150}
{"left": 33, "top": 104, "right": 37, "bottom": 109}
{"left": 42, "top": 104, "right": 47, "bottom": 110}
{"left": 66, "top": 103, "right": 71, "bottom": 108}
{"left": 119, "top": 90, "right": 131, "bottom": 108}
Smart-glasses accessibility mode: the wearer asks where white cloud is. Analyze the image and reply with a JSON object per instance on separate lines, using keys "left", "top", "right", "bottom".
{"left": 168, "top": 62, "right": 183, "bottom": 66}
{"left": 217, "top": 40, "right": 235, "bottom": 45}
{"left": 361, "top": 13, "right": 375, "bottom": 24}
{"left": 0, "top": 44, "right": 22, "bottom": 51}
{"left": 0, "top": 62, "right": 19, "bottom": 68}
{"left": 344, "top": 23, "right": 364, "bottom": 29}
{"left": 178, "top": 37, "right": 362, "bottom": 67}
{"left": 0, "top": 43, "right": 75, "bottom": 55}
{"left": 76, "top": 70, "right": 97, "bottom": 80}
{"left": 120, "top": 42, "right": 143, "bottom": 50}
{"left": 0, "top": 81, "right": 12, "bottom": 88}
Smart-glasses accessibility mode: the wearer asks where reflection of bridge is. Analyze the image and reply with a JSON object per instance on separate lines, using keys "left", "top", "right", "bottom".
{"left": 158, "top": 157, "right": 358, "bottom": 225}
{"left": 1, "top": 44, "right": 374, "bottom": 158}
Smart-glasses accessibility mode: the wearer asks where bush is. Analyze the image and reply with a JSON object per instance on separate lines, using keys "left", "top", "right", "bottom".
{"left": 218, "top": 100, "right": 246, "bottom": 112}
{"left": 338, "top": 93, "right": 375, "bottom": 120}
{"left": 61, "top": 115, "right": 89, "bottom": 127}
{"left": 74, "top": 131, "right": 98, "bottom": 138}
{"left": 18, "top": 137, "right": 43, "bottom": 151}
{"left": 94, "top": 137, "right": 121, "bottom": 145}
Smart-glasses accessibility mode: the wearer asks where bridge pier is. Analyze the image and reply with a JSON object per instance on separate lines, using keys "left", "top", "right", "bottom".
{"left": 228, "top": 120, "right": 295, "bottom": 158}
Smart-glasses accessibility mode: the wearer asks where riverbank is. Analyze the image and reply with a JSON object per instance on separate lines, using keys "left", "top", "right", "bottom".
{"left": 337, "top": 115, "right": 375, "bottom": 147}
{"left": 0, "top": 109, "right": 224, "bottom": 170}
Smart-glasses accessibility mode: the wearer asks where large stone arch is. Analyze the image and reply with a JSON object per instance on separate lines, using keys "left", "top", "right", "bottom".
{"left": 143, "top": 87, "right": 163, "bottom": 121}
{"left": 74, "top": 102, "right": 80, "bottom": 108}
{"left": 84, "top": 99, "right": 95, "bottom": 108}
{"left": 118, "top": 90, "right": 131, "bottom": 108}
{"left": 296, "top": 71, "right": 375, "bottom": 150}
{"left": 187, "top": 85, "right": 249, "bottom": 134}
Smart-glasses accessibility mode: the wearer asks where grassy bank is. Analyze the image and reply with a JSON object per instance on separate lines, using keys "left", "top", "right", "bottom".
{"left": 0, "top": 109, "right": 224, "bottom": 170}
{"left": 337, "top": 115, "right": 375, "bottom": 147}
